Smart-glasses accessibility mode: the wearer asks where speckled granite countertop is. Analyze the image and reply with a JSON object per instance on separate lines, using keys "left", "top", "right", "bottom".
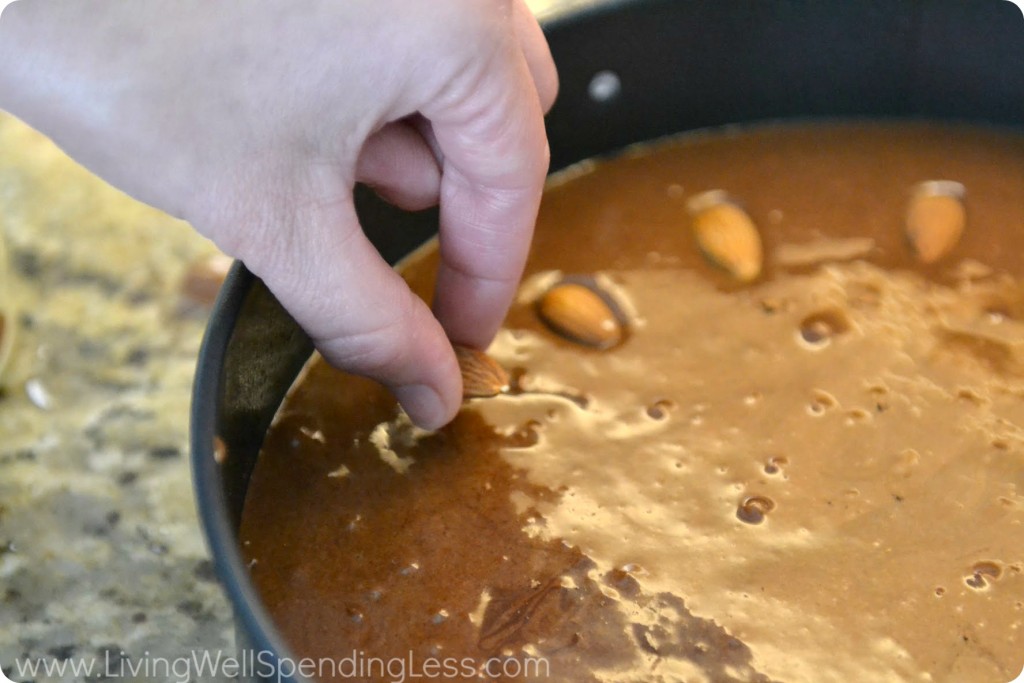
{"left": 0, "top": 2, "right": 582, "bottom": 680}
{"left": 0, "top": 113, "right": 234, "bottom": 681}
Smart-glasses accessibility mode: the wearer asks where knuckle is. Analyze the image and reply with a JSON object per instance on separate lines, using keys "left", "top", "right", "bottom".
{"left": 324, "top": 294, "right": 420, "bottom": 379}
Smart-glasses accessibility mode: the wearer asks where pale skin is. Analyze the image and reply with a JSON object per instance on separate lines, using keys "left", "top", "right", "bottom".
{"left": 0, "top": 0, "right": 558, "bottom": 428}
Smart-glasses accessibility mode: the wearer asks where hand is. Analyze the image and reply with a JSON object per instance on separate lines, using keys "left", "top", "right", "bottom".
{"left": 0, "top": 0, "right": 557, "bottom": 428}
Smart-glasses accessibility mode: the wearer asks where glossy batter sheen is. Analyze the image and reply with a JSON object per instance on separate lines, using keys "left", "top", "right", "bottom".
{"left": 240, "top": 123, "right": 1024, "bottom": 682}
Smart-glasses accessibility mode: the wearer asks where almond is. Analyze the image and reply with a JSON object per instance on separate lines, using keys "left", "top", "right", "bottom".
{"left": 455, "top": 345, "right": 510, "bottom": 399}
{"left": 537, "top": 282, "right": 624, "bottom": 349}
{"left": 213, "top": 436, "right": 229, "bottom": 465}
{"left": 906, "top": 180, "right": 966, "bottom": 264}
{"left": 182, "top": 252, "right": 233, "bottom": 307}
{"left": 687, "top": 190, "right": 763, "bottom": 282}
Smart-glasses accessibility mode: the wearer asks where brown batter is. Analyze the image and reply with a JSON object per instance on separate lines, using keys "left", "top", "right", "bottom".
{"left": 240, "top": 123, "right": 1024, "bottom": 682}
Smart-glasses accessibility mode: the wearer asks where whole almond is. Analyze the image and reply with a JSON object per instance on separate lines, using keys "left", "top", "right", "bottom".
{"left": 537, "top": 282, "right": 624, "bottom": 349}
{"left": 688, "top": 190, "right": 763, "bottom": 282}
{"left": 455, "top": 345, "right": 510, "bottom": 399}
{"left": 182, "top": 252, "right": 233, "bottom": 308}
{"left": 906, "top": 180, "right": 966, "bottom": 264}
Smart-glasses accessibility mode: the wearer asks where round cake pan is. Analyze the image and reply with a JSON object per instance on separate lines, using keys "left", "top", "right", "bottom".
{"left": 190, "top": 1, "right": 1024, "bottom": 680}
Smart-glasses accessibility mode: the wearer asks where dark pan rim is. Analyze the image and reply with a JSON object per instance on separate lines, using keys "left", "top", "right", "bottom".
{"left": 189, "top": 262, "right": 302, "bottom": 674}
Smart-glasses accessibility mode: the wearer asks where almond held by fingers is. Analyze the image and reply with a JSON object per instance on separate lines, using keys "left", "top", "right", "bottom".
{"left": 537, "top": 282, "right": 624, "bottom": 349}
{"left": 687, "top": 190, "right": 763, "bottom": 282}
{"left": 905, "top": 180, "right": 966, "bottom": 264}
{"left": 455, "top": 345, "right": 510, "bottom": 399}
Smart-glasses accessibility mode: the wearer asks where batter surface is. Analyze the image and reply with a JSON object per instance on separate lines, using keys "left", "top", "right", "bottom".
{"left": 240, "top": 123, "right": 1024, "bottom": 682}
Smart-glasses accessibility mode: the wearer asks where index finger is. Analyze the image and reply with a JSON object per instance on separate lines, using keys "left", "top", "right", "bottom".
{"left": 422, "top": 38, "right": 551, "bottom": 349}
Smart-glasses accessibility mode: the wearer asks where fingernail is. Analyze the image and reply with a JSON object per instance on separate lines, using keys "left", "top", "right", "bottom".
{"left": 393, "top": 383, "right": 450, "bottom": 430}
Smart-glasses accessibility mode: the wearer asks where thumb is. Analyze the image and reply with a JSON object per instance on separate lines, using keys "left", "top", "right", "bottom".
{"left": 234, "top": 172, "right": 461, "bottom": 429}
